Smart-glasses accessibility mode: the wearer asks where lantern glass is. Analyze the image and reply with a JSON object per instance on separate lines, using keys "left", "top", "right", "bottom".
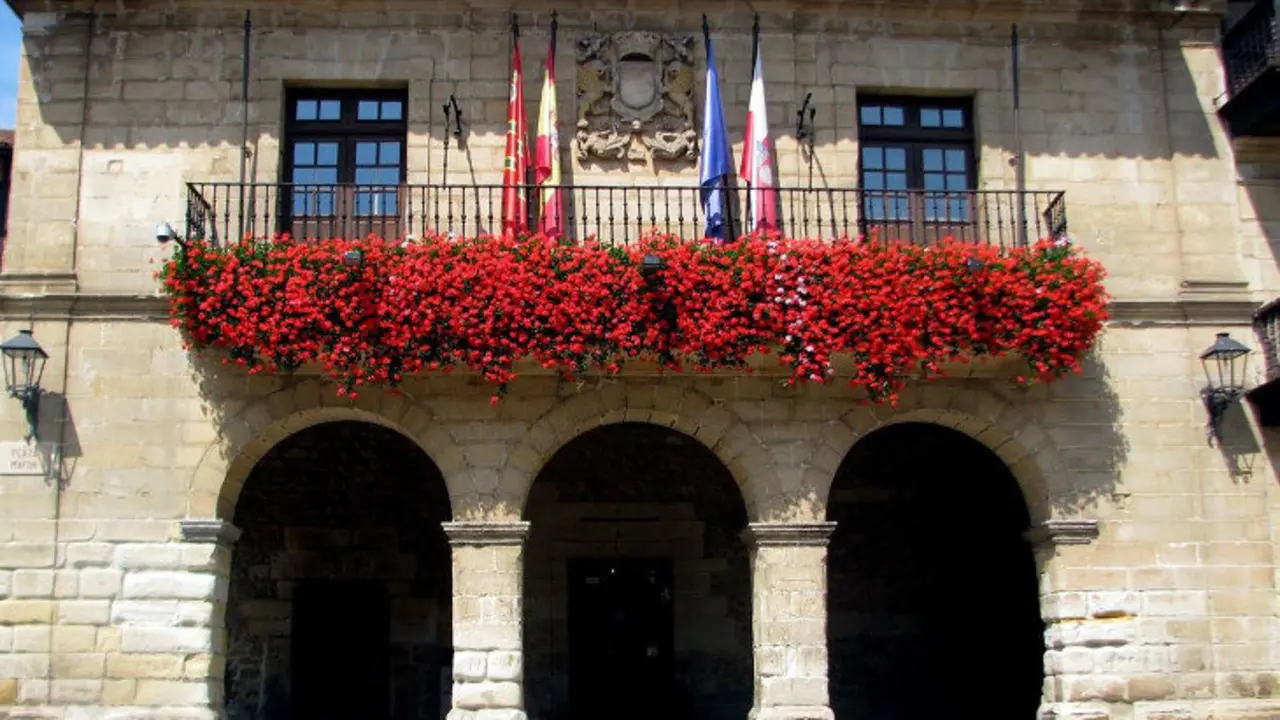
{"left": 0, "top": 329, "right": 48, "bottom": 399}
{"left": 1199, "top": 332, "right": 1250, "bottom": 393}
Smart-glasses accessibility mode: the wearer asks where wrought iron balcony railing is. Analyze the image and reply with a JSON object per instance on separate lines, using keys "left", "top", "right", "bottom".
{"left": 186, "top": 182, "right": 1067, "bottom": 250}
{"left": 1223, "top": 0, "right": 1279, "bottom": 98}
{"left": 1254, "top": 298, "right": 1280, "bottom": 382}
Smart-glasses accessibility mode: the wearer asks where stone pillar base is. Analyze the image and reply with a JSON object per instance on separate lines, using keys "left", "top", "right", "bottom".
{"left": 749, "top": 707, "right": 835, "bottom": 720}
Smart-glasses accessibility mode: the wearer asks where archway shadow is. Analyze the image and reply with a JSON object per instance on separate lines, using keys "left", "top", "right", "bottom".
{"left": 522, "top": 422, "right": 753, "bottom": 720}
{"left": 222, "top": 420, "right": 453, "bottom": 720}
{"left": 826, "top": 421, "right": 1046, "bottom": 720}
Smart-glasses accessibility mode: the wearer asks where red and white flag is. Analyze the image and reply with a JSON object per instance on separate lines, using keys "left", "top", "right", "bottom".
{"left": 740, "top": 36, "right": 778, "bottom": 233}
{"left": 534, "top": 15, "right": 563, "bottom": 238}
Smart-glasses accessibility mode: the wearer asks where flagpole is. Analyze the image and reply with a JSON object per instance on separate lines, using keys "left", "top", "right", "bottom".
{"left": 1012, "top": 23, "right": 1027, "bottom": 246}
{"left": 746, "top": 14, "right": 759, "bottom": 229}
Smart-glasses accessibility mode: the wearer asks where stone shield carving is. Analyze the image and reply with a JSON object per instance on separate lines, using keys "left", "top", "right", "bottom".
{"left": 576, "top": 31, "right": 697, "bottom": 162}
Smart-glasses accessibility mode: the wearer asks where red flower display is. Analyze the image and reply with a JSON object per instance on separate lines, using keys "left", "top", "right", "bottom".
{"left": 159, "top": 232, "right": 1109, "bottom": 405}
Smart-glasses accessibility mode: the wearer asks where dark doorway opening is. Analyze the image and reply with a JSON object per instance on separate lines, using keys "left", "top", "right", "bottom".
{"left": 524, "top": 422, "right": 752, "bottom": 720}
{"left": 567, "top": 558, "right": 675, "bottom": 720}
{"left": 292, "top": 580, "right": 392, "bottom": 719}
{"left": 224, "top": 422, "right": 452, "bottom": 720}
{"left": 828, "top": 422, "right": 1045, "bottom": 719}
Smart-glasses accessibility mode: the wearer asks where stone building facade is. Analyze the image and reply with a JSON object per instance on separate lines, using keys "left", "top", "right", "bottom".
{"left": 0, "top": 0, "right": 1279, "bottom": 719}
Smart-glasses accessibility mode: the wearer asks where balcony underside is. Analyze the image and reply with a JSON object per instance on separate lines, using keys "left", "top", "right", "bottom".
{"left": 191, "top": 348, "right": 1036, "bottom": 385}
{"left": 1219, "top": 65, "right": 1280, "bottom": 137}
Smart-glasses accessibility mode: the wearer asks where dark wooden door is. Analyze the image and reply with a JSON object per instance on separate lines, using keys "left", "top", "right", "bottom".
{"left": 291, "top": 580, "right": 391, "bottom": 719}
{"left": 567, "top": 558, "right": 675, "bottom": 720}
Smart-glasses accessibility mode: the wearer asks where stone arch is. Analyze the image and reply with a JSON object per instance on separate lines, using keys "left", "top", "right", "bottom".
{"left": 813, "top": 384, "right": 1067, "bottom": 525}
{"left": 186, "top": 379, "right": 466, "bottom": 521}
{"left": 499, "top": 383, "right": 776, "bottom": 520}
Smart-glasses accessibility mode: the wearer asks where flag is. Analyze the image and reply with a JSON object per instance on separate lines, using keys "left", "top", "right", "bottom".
{"left": 740, "top": 34, "right": 778, "bottom": 233}
{"left": 534, "top": 14, "right": 563, "bottom": 238}
{"left": 501, "top": 30, "right": 531, "bottom": 236}
{"left": 698, "top": 19, "right": 734, "bottom": 241}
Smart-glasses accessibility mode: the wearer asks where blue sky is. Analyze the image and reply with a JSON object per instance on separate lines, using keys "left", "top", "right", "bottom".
{"left": 0, "top": 7, "right": 18, "bottom": 129}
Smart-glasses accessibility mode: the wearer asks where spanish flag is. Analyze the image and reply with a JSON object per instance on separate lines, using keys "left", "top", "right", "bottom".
{"left": 501, "top": 24, "right": 531, "bottom": 236}
{"left": 534, "top": 13, "right": 563, "bottom": 238}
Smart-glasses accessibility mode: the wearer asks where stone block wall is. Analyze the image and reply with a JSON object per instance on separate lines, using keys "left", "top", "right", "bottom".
{"left": 0, "top": 0, "right": 1278, "bottom": 718}
{"left": 0, "top": 0, "right": 1268, "bottom": 301}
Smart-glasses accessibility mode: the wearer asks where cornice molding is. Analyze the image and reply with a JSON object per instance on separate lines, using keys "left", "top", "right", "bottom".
{"left": 0, "top": 293, "right": 1266, "bottom": 328}
{"left": 1105, "top": 298, "right": 1262, "bottom": 327}
{"left": 179, "top": 518, "right": 242, "bottom": 546}
{"left": 743, "top": 522, "right": 838, "bottom": 547}
{"left": 0, "top": 292, "right": 167, "bottom": 321}
{"left": 1024, "top": 518, "right": 1100, "bottom": 548}
{"left": 441, "top": 521, "right": 530, "bottom": 547}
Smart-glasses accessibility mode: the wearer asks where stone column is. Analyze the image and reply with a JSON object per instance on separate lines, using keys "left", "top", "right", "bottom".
{"left": 1024, "top": 519, "right": 1104, "bottom": 719}
{"left": 442, "top": 521, "right": 530, "bottom": 720}
{"left": 743, "top": 522, "right": 837, "bottom": 720}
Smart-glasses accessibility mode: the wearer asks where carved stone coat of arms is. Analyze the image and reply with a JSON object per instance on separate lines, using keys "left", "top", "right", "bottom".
{"left": 575, "top": 31, "right": 697, "bottom": 163}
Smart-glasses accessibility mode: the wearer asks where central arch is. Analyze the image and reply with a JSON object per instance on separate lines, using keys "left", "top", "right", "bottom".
{"left": 522, "top": 422, "right": 754, "bottom": 720}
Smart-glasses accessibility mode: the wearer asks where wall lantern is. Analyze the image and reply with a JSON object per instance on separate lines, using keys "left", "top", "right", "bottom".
{"left": 0, "top": 329, "right": 48, "bottom": 441}
{"left": 1200, "top": 331, "right": 1250, "bottom": 442}
{"left": 640, "top": 254, "right": 666, "bottom": 283}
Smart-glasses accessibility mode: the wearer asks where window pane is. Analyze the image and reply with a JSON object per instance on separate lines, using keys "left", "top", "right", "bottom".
{"left": 355, "top": 167, "right": 378, "bottom": 185}
{"left": 355, "top": 191, "right": 398, "bottom": 216}
{"left": 882, "top": 106, "right": 904, "bottom": 125}
{"left": 942, "top": 109, "right": 964, "bottom": 128}
{"left": 885, "top": 148, "right": 906, "bottom": 170}
{"left": 316, "top": 143, "right": 339, "bottom": 166}
{"left": 925, "top": 197, "right": 945, "bottom": 221}
{"left": 293, "top": 187, "right": 335, "bottom": 216}
{"left": 294, "top": 143, "right": 316, "bottom": 166}
{"left": 381, "top": 101, "right": 403, "bottom": 120}
{"left": 892, "top": 196, "right": 910, "bottom": 220}
{"left": 293, "top": 168, "right": 315, "bottom": 184}
{"left": 358, "top": 100, "right": 380, "bottom": 120}
{"left": 924, "top": 173, "right": 945, "bottom": 190}
{"left": 946, "top": 174, "right": 968, "bottom": 191}
{"left": 922, "top": 149, "right": 943, "bottom": 171}
{"left": 921, "top": 108, "right": 941, "bottom": 127}
{"left": 862, "top": 171, "right": 884, "bottom": 190}
{"left": 379, "top": 141, "right": 400, "bottom": 164}
{"left": 885, "top": 172, "right": 907, "bottom": 190}
{"left": 950, "top": 198, "right": 968, "bottom": 219}
{"left": 313, "top": 167, "right": 338, "bottom": 184}
{"left": 377, "top": 168, "right": 399, "bottom": 185}
{"left": 319, "top": 100, "right": 341, "bottom": 120}
{"left": 860, "top": 106, "right": 882, "bottom": 126}
{"left": 862, "top": 147, "right": 883, "bottom": 170}
{"left": 945, "top": 149, "right": 966, "bottom": 171}
{"left": 296, "top": 100, "right": 318, "bottom": 121}
{"left": 356, "top": 142, "right": 378, "bottom": 165}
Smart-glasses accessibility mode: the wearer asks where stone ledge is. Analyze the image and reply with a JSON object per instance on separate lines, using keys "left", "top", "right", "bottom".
{"left": 0, "top": 290, "right": 1265, "bottom": 330}
{"left": 1025, "top": 518, "right": 1100, "bottom": 548}
{"left": 748, "top": 706, "right": 835, "bottom": 720}
{"left": 442, "top": 521, "right": 530, "bottom": 547}
{"left": 179, "top": 518, "right": 242, "bottom": 546}
{"left": 743, "top": 522, "right": 837, "bottom": 547}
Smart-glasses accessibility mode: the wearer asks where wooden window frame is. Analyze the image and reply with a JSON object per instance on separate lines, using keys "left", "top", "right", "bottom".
{"left": 855, "top": 94, "right": 977, "bottom": 191}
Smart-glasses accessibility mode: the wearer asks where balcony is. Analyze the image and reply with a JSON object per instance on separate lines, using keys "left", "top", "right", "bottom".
{"left": 185, "top": 182, "right": 1067, "bottom": 250}
{"left": 1218, "top": 0, "right": 1280, "bottom": 137}
{"left": 1247, "top": 297, "right": 1280, "bottom": 425}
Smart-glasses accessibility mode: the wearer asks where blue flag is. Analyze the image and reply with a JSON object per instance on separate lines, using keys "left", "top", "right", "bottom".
{"left": 699, "top": 26, "right": 733, "bottom": 240}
